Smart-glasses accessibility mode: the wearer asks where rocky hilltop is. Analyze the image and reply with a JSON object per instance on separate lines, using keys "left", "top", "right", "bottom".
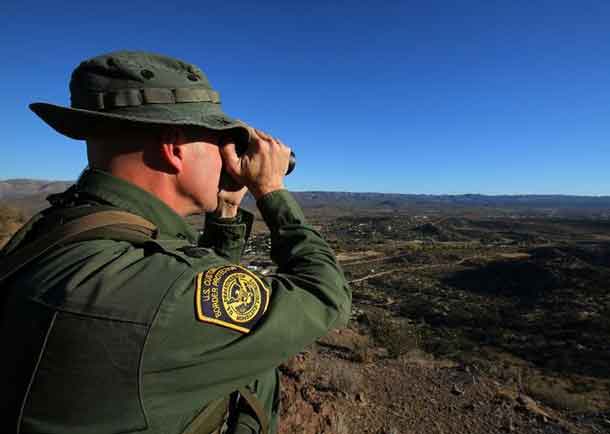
{"left": 1, "top": 179, "right": 610, "bottom": 433}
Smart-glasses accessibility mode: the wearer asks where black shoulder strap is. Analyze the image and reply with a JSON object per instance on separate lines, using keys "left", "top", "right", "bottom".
{"left": 237, "top": 387, "right": 270, "bottom": 434}
{"left": 180, "top": 389, "right": 269, "bottom": 434}
{"left": 0, "top": 210, "right": 157, "bottom": 287}
{"left": 181, "top": 396, "right": 231, "bottom": 434}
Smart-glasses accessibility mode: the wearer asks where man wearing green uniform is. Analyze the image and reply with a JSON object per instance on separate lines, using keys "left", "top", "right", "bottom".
{"left": 0, "top": 51, "right": 351, "bottom": 434}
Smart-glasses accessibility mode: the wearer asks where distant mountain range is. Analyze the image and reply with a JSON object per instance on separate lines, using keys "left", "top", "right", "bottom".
{"left": 287, "top": 191, "right": 610, "bottom": 210}
{"left": 0, "top": 180, "right": 74, "bottom": 214}
{"left": 0, "top": 179, "right": 73, "bottom": 200}
{"left": 1, "top": 179, "right": 609, "bottom": 216}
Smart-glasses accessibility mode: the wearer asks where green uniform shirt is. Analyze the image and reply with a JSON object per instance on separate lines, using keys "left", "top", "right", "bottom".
{"left": 0, "top": 169, "right": 351, "bottom": 434}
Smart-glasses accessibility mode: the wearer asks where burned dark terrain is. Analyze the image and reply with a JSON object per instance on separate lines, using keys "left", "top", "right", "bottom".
{"left": 2, "top": 182, "right": 610, "bottom": 433}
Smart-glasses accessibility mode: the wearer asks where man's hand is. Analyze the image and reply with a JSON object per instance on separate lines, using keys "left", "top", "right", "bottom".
{"left": 221, "top": 128, "right": 291, "bottom": 200}
{"left": 214, "top": 169, "right": 248, "bottom": 218}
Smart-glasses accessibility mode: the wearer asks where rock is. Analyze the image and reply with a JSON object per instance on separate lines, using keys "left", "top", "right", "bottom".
{"left": 495, "top": 387, "right": 518, "bottom": 407}
{"left": 451, "top": 384, "right": 465, "bottom": 396}
{"left": 355, "top": 391, "right": 367, "bottom": 405}
{"left": 516, "top": 394, "right": 553, "bottom": 421}
{"left": 575, "top": 311, "right": 594, "bottom": 321}
{"left": 463, "top": 403, "right": 476, "bottom": 411}
{"left": 378, "top": 428, "right": 399, "bottom": 434}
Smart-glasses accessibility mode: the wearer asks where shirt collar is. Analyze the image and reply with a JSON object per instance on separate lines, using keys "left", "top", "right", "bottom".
{"left": 76, "top": 169, "right": 199, "bottom": 243}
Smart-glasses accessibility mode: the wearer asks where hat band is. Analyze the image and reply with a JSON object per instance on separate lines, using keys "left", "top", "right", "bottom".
{"left": 72, "top": 87, "right": 221, "bottom": 111}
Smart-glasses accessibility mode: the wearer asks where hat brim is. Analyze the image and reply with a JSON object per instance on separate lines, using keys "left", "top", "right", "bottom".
{"left": 29, "top": 102, "right": 251, "bottom": 144}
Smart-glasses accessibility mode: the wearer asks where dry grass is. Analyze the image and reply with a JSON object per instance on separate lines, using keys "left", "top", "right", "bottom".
{"left": 0, "top": 204, "right": 26, "bottom": 248}
{"left": 327, "top": 411, "right": 350, "bottom": 434}
{"left": 325, "top": 361, "right": 363, "bottom": 395}
{"left": 524, "top": 376, "right": 595, "bottom": 413}
{"left": 400, "top": 349, "right": 457, "bottom": 369}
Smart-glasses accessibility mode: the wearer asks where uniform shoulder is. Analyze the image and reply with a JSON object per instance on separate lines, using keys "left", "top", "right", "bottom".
{"left": 142, "top": 239, "right": 217, "bottom": 268}
{"left": 16, "top": 238, "right": 212, "bottom": 324}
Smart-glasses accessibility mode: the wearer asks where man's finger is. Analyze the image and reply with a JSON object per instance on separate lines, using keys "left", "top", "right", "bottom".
{"left": 254, "top": 128, "right": 274, "bottom": 142}
{"left": 247, "top": 128, "right": 266, "bottom": 152}
{"left": 218, "top": 170, "right": 244, "bottom": 193}
{"left": 219, "top": 138, "right": 243, "bottom": 179}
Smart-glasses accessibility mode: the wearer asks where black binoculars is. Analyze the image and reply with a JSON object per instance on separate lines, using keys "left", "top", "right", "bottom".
{"left": 234, "top": 134, "right": 296, "bottom": 175}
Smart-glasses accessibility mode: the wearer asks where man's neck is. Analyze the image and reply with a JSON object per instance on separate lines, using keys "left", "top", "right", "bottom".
{"left": 98, "top": 162, "right": 194, "bottom": 216}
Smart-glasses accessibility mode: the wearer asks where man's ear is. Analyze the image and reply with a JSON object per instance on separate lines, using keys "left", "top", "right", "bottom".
{"left": 159, "top": 127, "right": 186, "bottom": 174}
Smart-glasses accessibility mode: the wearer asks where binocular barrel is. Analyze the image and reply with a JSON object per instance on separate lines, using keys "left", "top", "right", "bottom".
{"left": 286, "top": 151, "right": 296, "bottom": 175}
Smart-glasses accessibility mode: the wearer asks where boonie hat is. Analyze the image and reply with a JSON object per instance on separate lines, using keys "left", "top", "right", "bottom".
{"left": 30, "top": 50, "right": 250, "bottom": 143}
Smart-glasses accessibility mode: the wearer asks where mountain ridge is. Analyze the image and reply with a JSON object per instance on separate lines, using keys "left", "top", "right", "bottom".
{"left": 1, "top": 179, "right": 609, "bottom": 213}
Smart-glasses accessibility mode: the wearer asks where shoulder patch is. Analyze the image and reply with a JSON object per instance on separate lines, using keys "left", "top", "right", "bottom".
{"left": 195, "top": 265, "right": 270, "bottom": 333}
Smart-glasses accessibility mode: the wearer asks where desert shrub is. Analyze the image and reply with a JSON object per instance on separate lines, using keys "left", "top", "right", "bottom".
{"left": 322, "top": 361, "right": 363, "bottom": 395}
{"left": 424, "top": 333, "right": 476, "bottom": 358}
{"left": 568, "top": 381, "right": 596, "bottom": 394}
{"left": 591, "top": 307, "right": 610, "bottom": 332}
{"left": 399, "top": 298, "right": 431, "bottom": 319}
{"left": 525, "top": 377, "right": 594, "bottom": 413}
{"left": 369, "top": 314, "right": 420, "bottom": 358}
{"left": 351, "top": 341, "right": 375, "bottom": 363}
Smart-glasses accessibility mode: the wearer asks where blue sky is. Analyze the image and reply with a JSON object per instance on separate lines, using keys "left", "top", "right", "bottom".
{"left": 2, "top": 0, "right": 609, "bottom": 195}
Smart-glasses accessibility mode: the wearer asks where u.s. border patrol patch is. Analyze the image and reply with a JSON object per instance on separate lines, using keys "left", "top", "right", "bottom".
{"left": 195, "top": 265, "right": 270, "bottom": 333}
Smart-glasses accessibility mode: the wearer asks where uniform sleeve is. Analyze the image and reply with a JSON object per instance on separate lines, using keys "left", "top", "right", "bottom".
{"left": 198, "top": 208, "right": 254, "bottom": 263}
{"left": 143, "top": 190, "right": 351, "bottom": 417}
{"left": 256, "top": 189, "right": 352, "bottom": 332}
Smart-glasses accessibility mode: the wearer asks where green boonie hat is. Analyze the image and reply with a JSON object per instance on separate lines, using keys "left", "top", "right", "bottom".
{"left": 30, "top": 50, "right": 250, "bottom": 143}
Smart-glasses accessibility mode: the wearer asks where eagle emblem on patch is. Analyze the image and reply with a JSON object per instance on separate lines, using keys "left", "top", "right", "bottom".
{"left": 195, "top": 265, "right": 270, "bottom": 333}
